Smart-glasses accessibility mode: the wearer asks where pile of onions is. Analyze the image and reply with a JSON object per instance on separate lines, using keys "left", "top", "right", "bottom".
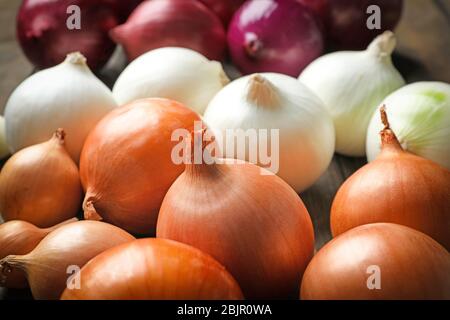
{"left": 299, "top": 31, "right": 405, "bottom": 156}
{"left": 157, "top": 131, "right": 315, "bottom": 299}
{"left": 0, "top": 129, "right": 82, "bottom": 228}
{"left": 366, "top": 82, "right": 450, "bottom": 170}
{"left": 203, "top": 73, "right": 335, "bottom": 192}
{"left": 331, "top": 107, "right": 450, "bottom": 250}
{"left": 80, "top": 98, "right": 201, "bottom": 235}
{"left": 0, "top": 218, "right": 77, "bottom": 288}
{"left": 0, "top": 117, "right": 9, "bottom": 159}
{"left": 4, "top": 52, "right": 117, "bottom": 162}
{"left": 198, "top": 0, "right": 246, "bottom": 27}
{"left": 301, "top": 223, "right": 450, "bottom": 299}
{"left": 112, "top": 47, "right": 229, "bottom": 114}
{"left": 0, "top": 221, "right": 135, "bottom": 300}
{"left": 16, "top": 0, "right": 119, "bottom": 70}
{"left": 61, "top": 238, "right": 243, "bottom": 300}
{"left": 228, "top": 0, "right": 324, "bottom": 77}
{"left": 110, "top": 0, "right": 226, "bottom": 61}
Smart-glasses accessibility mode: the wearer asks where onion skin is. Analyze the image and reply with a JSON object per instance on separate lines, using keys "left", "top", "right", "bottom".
{"left": 0, "top": 218, "right": 77, "bottom": 288}
{"left": 198, "top": 0, "right": 246, "bottom": 26}
{"left": 110, "top": 0, "right": 227, "bottom": 61}
{"left": 301, "top": 223, "right": 450, "bottom": 300}
{"left": 227, "top": 0, "right": 324, "bottom": 77}
{"left": 157, "top": 158, "right": 315, "bottom": 299}
{"left": 61, "top": 238, "right": 243, "bottom": 300}
{"left": 17, "top": 0, "right": 119, "bottom": 70}
{"left": 331, "top": 108, "right": 450, "bottom": 250}
{"left": 0, "top": 129, "right": 82, "bottom": 228}
{"left": 80, "top": 98, "right": 201, "bottom": 235}
{"left": 0, "top": 221, "right": 135, "bottom": 300}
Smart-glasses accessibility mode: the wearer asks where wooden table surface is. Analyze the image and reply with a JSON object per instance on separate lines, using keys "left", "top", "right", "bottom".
{"left": 1, "top": 0, "right": 449, "bottom": 300}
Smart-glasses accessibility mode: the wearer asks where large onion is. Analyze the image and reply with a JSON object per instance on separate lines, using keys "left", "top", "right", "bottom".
{"left": 0, "top": 221, "right": 135, "bottom": 300}
{"left": 301, "top": 223, "right": 450, "bottom": 300}
{"left": 110, "top": 0, "right": 226, "bottom": 61}
{"left": 61, "top": 238, "right": 243, "bottom": 300}
{"left": 80, "top": 98, "right": 201, "bottom": 235}
{"left": 331, "top": 107, "right": 450, "bottom": 250}
{"left": 17, "top": 0, "right": 119, "bottom": 70}
{"left": 228, "top": 0, "right": 324, "bottom": 77}
{"left": 157, "top": 132, "right": 315, "bottom": 299}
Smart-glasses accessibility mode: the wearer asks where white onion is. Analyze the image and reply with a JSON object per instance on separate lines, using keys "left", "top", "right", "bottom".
{"left": 299, "top": 31, "right": 405, "bottom": 156}
{"left": 4, "top": 52, "right": 117, "bottom": 162}
{"left": 366, "top": 82, "right": 450, "bottom": 169}
{"left": 112, "top": 47, "right": 229, "bottom": 114}
{"left": 0, "top": 116, "right": 9, "bottom": 159}
{"left": 204, "top": 73, "right": 335, "bottom": 193}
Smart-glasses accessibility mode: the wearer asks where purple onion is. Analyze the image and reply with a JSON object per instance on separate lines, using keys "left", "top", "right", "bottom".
{"left": 227, "top": 0, "right": 324, "bottom": 77}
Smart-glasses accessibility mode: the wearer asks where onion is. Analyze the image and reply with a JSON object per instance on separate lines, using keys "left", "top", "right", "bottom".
{"left": 296, "top": 0, "right": 328, "bottom": 27}
{"left": 80, "top": 98, "right": 201, "bottom": 235}
{"left": 0, "top": 218, "right": 77, "bottom": 289}
{"left": 0, "top": 117, "right": 9, "bottom": 159}
{"left": 227, "top": 0, "right": 324, "bottom": 77}
{"left": 0, "top": 129, "right": 82, "bottom": 228}
{"left": 331, "top": 107, "right": 450, "bottom": 250}
{"left": 198, "top": 0, "right": 246, "bottom": 26}
{"left": 110, "top": 0, "right": 227, "bottom": 61}
{"left": 204, "top": 73, "right": 335, "bottom": 192}
{"left": 4, "top": 52, "right": 117, "bottom": 162}
{"left": 299, "top": 31, "right": 405, "bottom": 156}
{"left": 366, "top": 82, "right": 450, "bottom": 170}
{"left": 157, "top": 132, "right": 315, "bottom": 299}
{"left": 0, "top": 220, "right": 135, "bottom": 300}
{"left": 104, "top": 0, "right": 143, "bottom": 22}
{"left": 16, "top": 0, "right": 119, "bottom": 70}
{"left": 112, "top": 47, "right": 229, "bottom": 115}
{"left": 325, "top": 0, "right": 404, "bottom": 50}
{"left": 301, "top": 223, "right": 450, "bottom": 300}
{"left": 61, "top": 238, "right": 243, "bottom": 300}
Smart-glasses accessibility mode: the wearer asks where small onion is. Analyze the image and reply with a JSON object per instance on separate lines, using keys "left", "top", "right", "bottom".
{"left": 80, "top": 98, "right": 201, "bottom": 235}
{"left": 0, "top": 129, "right": 82, "bottom": 228}
{"left": 0, "top": 220, "right": 135, "bottom": 300}
{"left": 301, "top": 223, "right": 450, "bottom": 300}
{"left": 331, "top": 107, "right": 450, "bottom": 250}
{"left": 61, "top": 238, "right": 243, "bottom": 300}
{"left": 112, "top": 47, "right": 229, "bottom": 115}
{"left": 0, "top": 218, "right": 77, "bottom": 288}
{"left": 110, "top": 0, "right": 227, "bottom": 61}
{"left": 157, "top": 132, "right": 315, "bottom": 299}
{"left": 228, "top": 0, "right": 324, "bottom": 77}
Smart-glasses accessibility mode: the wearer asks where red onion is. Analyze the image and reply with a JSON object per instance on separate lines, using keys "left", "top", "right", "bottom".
{"left": 104, "top": 0, "right": 144, "bottom": 22}
{"left": 296, "top": 0, "right": 328, "bottom": 28}
{"left": 227, "top": 0, "right": 324, "bottom": 77}
{"left": 324, "top": 0, "right": 403, "bottom": 50}
{"left": 110, "top": 0, "right": 227, "bottom": 61}
{"left": 17, "top": 0, "right": 120, "bottom": 71}
{"left": 198, "top": 0, "right": 246, "bottom": 26}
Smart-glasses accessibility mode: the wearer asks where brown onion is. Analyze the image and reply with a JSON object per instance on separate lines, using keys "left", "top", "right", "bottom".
{"left": 157, "top": 131, "right": 315, "bottom": 299}
{"left": 0, "top": 218, "right": 77, "bottom": 288}
{"left": 110, "top": 0, "right": 226, "bottom": 61}
{"left": 0, "top": 129, "right": 82, "bottom": 228}
{"left": 61, "top": 238, "right": 243, "bottom": 300}
{"left": 80, "top": 98, "right": 201, "bottom": 235}
{"left": 0, "top": 220, "right": 134, "bottom": 300}
{"left": 330, "top": 107, "right": 450, "bottom": 249}
{"left": 301, "top": 223, "right": 450, "bottom": 300}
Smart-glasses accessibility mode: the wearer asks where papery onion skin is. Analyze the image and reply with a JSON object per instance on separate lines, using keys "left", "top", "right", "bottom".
{"left": 331, "top": 108, "right": 450, "bottom": 250}
{"left": 0, "top": 220, "right": 135, "bottom": 300}
{"left": 110, "top": 0, "right": 227, "bottom": 61}
{"left": 61, "top": 238, "right": 244, "bottom": 300}
{"left": 227, "top": 0, "right": 324, "bottom": 77}
{"left": 0, "top": 218, "right": 77, "bottom": 288}
{"left": 301, "top": 223, "right": 450, "bottom": 300}
{"left": 80, "top": 98, "right": 202, "bottom": 235}
{"left": 0, "top": 129, "right": 82, "bottom": 228}
{"left": 198, "top": 0, "right": 246, "bottom": 27}
{"left": 17, "top": 0, "right": 119, "bottom": 70}
{"left": 366, "top": 82, "right": 450, "bottom": 170}
{"left": 157, "top": 157, "right": 315, "bottom": 299}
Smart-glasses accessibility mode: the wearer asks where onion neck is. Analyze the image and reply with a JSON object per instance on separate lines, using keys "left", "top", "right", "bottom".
{"left": 367, "top": 31, "right": 396, "bottom": 61}
{"left": 185, "top": 129, "right": 220, "bottom": 178}
{"left": 65, "top": 52, "right": 87, "bottom": 66}
{"left": 52, "top": 128, "right": 66, "bottom": 146}
{"left": 379, "top": 105, "right": 403, "bottom": 153}
{"left": 83, "top": 198, "right": 103, "bottom": 221}
{"left": 246, "top": 74, "right": 281, "bottom": 109}
{"left": 1, "top": 255, "right": 26, "bottom": 283}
